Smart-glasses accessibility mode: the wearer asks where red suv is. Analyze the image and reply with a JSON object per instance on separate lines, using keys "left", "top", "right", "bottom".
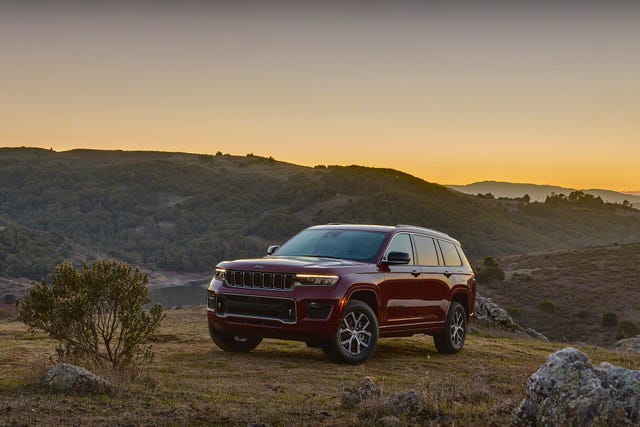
{"left": 206, "top": 224, "right": 475, "bottom": 363}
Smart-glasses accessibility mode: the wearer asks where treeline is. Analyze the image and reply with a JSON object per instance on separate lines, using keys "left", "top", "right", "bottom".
{"left": 1, "top": 148, "right": 640, "bottom": 278}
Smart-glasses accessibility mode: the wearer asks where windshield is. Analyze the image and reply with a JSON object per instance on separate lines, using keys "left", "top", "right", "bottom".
{"left": 274, "top": 229, "right": 387, "bottom": 263}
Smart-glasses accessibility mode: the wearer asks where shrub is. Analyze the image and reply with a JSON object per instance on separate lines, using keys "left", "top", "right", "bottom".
{"left": 19, "top": 260, "right": 164, "bottom": 370}
{"left": 602, "top": 312, "right": 618, "bottom": 327}
{"left": 537, "top": 300, "right": 556, "bottom": 314}
{"left": 476, "top": 266, "right": 505, "bottom": 284}
{"left": 483, "top": 257, "right": 498, "bottom": 268}
{"left": 616, "top": 320, "right": 640, "bottom": 340}
{"left": 576, "top": 309, "right": 589, "bottom": 319}
{"left": 508, "top": 308, "right": 522, "bottom": 317}
{"left": 3, "top": 293, "right": 17, "bottom": 304}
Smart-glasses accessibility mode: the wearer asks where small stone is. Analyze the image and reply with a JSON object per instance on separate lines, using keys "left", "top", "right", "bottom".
{"left": 43, "top": 363, "right": 112, "bottom": 394}
{"left": 614, "top": 336, "right": 640, "bottom": 353}
{"left": 387, "top": 391, "right": 426, "bottom": 417}
{"left": 377, "top": 415, "right": 402, "bottom": 426}
{"left": 341, "top": 377, "right": 381, "bottom": 408}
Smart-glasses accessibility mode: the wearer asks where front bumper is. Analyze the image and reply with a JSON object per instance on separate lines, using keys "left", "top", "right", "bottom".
{"left": 206, "top": 282, "right": 343, "bottom": 342}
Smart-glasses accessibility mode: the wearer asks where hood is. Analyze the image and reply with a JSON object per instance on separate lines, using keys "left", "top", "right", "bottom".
{"left": 217, "top": 256, "right": 372, "bottom": 273}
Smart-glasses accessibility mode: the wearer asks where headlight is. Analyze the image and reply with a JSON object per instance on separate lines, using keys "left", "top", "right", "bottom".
{"left": 294, "top": 274, "right": 339, "bottom": 286}
{"left": 214, "top": 268, "right": 226, "bottom": 281}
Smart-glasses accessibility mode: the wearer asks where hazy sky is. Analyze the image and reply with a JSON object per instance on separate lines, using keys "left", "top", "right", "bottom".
{"left": 1, "top": 1, "right": 639, "bottom": 191}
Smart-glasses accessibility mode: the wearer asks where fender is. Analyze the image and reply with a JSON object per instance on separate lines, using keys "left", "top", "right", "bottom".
{"left": 341, "top": 283, "right": 381, "bottom": 319}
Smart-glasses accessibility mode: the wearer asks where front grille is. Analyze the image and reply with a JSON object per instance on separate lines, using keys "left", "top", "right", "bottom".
{"left": 217, "top": 294, "right": 296, "bottom": 323}
{"left": 225, "top": 270, "right": 295, "bottom": 291}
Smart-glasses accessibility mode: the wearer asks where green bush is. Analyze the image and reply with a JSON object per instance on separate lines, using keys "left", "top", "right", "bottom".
{"left": 483, "top": 256, "right": 498, "bottom": 268}
{"left": 2, "top": 294, "right": 16, "bottom": 304}
{"left": 616, "top": 320, "right": 640, "bottom": 340}
{"left": 602, "top": 312, "right": 618, "bottom": 327}
{"left": 576, "top": 309, "right": 589, "bottom": 319}
{"left": 476, "top": 266, "right": 505, "bottom": 284}
{"left": 537, "top": 300, "right": 556, "bottom": 314}
{"left": 19, "top": 260, "right": 165, "bottom": 370}
{"left": 508, "top": 308, "right": 522, "bottom": 317}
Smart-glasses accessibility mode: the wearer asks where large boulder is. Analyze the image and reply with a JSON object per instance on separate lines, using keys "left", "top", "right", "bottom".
{"left": 474, "top": 292, "right": 547, "bottom": 341}
{"left": 513, "top": 347, "right": 640, "bottom": 426}
{"left": 614, "top": 336, "right": 640, "bottom": 353}
{"left": 43, "top": 363, "right": 112, "bottom": 394}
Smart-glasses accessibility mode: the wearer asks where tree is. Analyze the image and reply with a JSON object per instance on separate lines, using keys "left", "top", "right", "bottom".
{"left": 19, "top": 260, "right": 164, "bottom": 370}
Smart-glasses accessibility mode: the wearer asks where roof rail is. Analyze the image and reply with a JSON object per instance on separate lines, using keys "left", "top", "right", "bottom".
{"left": 395, "top": 224, "right": 451, "bottom": 237}
{"left": 326, "top": 222, "right": 343, "bottom": 225}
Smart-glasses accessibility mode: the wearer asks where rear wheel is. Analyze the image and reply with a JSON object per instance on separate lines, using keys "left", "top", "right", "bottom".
{"left": 433, "top": 302, "right": 467, "bottom": 354}
{"left": 209, "top": 323, "right": 262, "bottom": 353}
{"left": 325, "top": 300, "right": 378, "bottom": 364}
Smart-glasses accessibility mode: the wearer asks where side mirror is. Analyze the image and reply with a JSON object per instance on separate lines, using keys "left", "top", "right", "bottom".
{"left": 384, "top": 251, "right": 411, "bottom": 265}
{"left": 266, "top": 245, "right": 280, "bottom": 256}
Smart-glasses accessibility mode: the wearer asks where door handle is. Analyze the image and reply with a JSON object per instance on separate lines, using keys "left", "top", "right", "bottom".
{"left": 443, "top": 271, "right": 452, "bottom": 278}
{"left": 411, "top": 270, "right": 420, "bottom": 277}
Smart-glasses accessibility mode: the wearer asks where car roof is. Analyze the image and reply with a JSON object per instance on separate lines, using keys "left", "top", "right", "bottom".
{"left": 306, "top": 224, "right": 460, "bottom": 245}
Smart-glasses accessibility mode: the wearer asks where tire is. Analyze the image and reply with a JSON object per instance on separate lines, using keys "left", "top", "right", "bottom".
{"left": 208, "top": 323, "right": 262, "bottom": 353}
{"left": 325, "top": 300, "right": 378, "bottom": 364}
{"left": 433, "top": 302, "right": 467, "bottom": 354}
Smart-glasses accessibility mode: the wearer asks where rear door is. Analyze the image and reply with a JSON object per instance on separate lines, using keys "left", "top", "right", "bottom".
{"left": 435, "top": 239, "right": 469, "bottom": 320}
{"left": 413, "top": 234, "right": 451, "bottom": 322}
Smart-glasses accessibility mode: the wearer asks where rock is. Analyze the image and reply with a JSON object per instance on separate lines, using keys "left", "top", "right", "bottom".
{"left": 474, "top": 292, "right": 547, "bottom": 341}
{"left": 525, "top": 328, "right": 548, "bottom": 342}
{"left": 386, "top": 391, "right": 426, "bottom": 417}
{"left": 614, "top": 336, "right": 640, "bottom": 353}
{"left": 43, "top": 363, "right": 112, "bottom": 394}
{"left": 376, "top": 415, "right": 402, "bottom": 426}
{"left": 341, "top": 377, "right": 381, "bottom": 409}
{"left": 512, "top": 347, "right": 640, "bottom": 426}
{"left": 489, "top": 398, "right": 514, "bottom": 417}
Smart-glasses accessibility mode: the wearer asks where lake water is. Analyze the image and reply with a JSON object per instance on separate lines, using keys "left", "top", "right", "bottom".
{"left": 146, "top": 280, "right": 209, "bottom": 308}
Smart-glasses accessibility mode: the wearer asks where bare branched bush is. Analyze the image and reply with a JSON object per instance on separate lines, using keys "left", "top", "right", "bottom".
{"left": 19, "top": 260, "right": 164, "bottom": 370}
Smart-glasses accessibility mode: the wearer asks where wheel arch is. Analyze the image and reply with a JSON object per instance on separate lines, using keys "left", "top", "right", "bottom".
{"left": 450, "top": 289, "right": 471, "bottom": 320}
{"left": 344, "top": 285, "right": 380, "bottom": 318}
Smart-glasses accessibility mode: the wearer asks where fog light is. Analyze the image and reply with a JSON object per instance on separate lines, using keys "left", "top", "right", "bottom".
{"left": 207, "top": 293, "right": 216, "bottom": 311}
{"left": 307, "top": 302, "right": 332, "bottom": 319}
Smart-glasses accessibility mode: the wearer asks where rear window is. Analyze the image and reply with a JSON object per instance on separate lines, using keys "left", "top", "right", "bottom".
{"left": 438, "top": 240, "right": 462, "bottom": 266}
{"left": 413, "top": 235, "right": 440, "bottom": 266}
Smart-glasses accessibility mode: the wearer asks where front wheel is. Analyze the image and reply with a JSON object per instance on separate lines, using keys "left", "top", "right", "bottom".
{"left": 209, "top": 323, "right": 262, "bottom": 353}
{"left": 433, "top": 302, "right": 467, "bottom": 354}
{"left": 325, "top": 300, "right": 378, "bottom": 364}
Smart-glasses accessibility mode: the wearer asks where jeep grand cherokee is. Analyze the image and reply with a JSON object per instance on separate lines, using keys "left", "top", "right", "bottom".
{"left": 206, "top": 224, "right": 475, "bottom": 363}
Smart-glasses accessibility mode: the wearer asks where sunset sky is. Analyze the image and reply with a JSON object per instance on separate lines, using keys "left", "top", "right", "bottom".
{"left": 1, "top": 1, "right": 638, "bottom": 191}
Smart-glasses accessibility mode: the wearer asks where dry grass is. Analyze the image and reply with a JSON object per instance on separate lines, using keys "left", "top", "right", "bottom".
{"left": 1, "top": 307, "right": 639, "bottom": 426}
{"left": 480, "top": 242, "right": 640, "bottom": 346}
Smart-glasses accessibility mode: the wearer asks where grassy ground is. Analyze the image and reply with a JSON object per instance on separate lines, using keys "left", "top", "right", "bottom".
{"left": 1, "top": 307, "right": 639, "bottom": 426}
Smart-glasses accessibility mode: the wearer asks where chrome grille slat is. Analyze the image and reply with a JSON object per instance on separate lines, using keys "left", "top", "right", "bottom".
{"left": 225, "top": 270, "right": 294, "bottom": 291}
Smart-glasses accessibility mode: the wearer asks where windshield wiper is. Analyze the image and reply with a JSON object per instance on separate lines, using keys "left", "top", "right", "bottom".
{"left": 298, "top": 254, "right": 343, "bottom": 259}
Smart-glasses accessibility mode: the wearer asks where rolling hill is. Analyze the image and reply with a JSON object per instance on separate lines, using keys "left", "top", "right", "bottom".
{"left": 479, "top": 242, "right": 640, "bottom": 347}
{"left": 1, "top": 148, "right": 640, "bottom": 285}
{"left": 448, "top": 181, "right": 640, "bottom": 208}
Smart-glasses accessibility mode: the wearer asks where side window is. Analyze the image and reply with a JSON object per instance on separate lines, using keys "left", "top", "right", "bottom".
{"left": 438, "top": 240, "right": 462, "bottom": 266}
{"left": 413, "top": 235, "right": 440, "bottom": 266}
{"left": 384, "top": 234, "right": 414, "bottom": 265}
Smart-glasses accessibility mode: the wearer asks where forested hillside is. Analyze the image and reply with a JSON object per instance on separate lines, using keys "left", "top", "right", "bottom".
{"left": 1, "top": 148, "right": 640, "bottom": 281}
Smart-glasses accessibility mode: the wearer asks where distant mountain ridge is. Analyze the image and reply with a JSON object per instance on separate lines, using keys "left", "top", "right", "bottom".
{"left": 448, "top": 181, "right": 640, "bottom": 208}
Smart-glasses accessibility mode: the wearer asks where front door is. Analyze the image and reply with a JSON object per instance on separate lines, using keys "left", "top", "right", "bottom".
{"left": 378, "top": 233, "right": 424, "bottom": 324}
